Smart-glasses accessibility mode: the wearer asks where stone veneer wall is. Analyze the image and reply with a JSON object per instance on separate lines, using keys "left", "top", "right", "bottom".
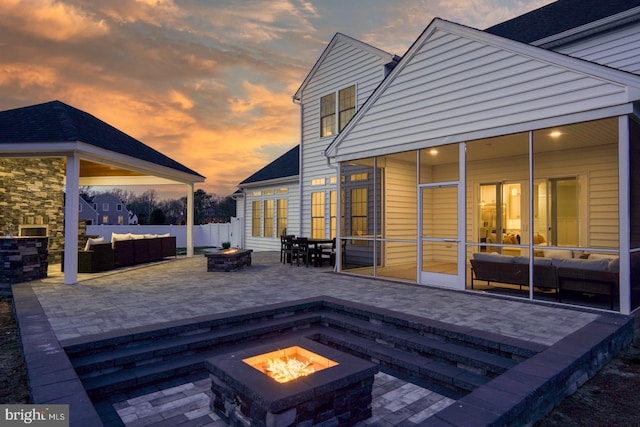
{"left": 0, "top": 158, "right": 65, "bottom": 263}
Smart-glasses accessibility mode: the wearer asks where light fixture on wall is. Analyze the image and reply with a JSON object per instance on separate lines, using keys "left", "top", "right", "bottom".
{"left": 549, "top": 130, "right": 562, "bottom": 138}
{"left": 429, "top": 149, "right": 438, "bottom": 156}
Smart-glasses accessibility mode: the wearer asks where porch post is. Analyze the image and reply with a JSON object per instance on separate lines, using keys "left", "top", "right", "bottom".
{"left": 63, "top": 154, "right": 80, "bottom": 285}
{"left": 186, "top": 183, "right": 194, "bottom": 257}
{"left": 619, "top": 115, "right": 631, "bottom": 314}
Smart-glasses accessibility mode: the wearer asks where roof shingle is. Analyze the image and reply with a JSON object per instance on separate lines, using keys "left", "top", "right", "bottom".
{"left": 0, "top": 100, "right": 203, "bottom": 178}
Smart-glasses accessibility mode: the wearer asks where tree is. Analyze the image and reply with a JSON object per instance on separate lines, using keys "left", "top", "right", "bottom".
{"left": 149, "top": 208, "right": 166, "bottom": 225}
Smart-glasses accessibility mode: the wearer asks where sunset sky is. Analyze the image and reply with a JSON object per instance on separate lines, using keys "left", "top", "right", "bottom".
{"left": 0, "top": 0, "right": 554, "bottom": 199}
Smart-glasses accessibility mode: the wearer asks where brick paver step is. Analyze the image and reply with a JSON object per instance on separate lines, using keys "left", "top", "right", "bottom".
{"left": 71, "top": 313, "right": 322, "bottom": 376}
{"left": 321, "top": 312, "right": 518, "bottom": 375}
{"left": 314, "top": 328, "right": 490, "bottom": 393}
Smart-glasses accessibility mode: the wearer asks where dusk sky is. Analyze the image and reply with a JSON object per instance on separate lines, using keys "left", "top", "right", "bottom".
{"left": 0, "top": 0, "right": 555, "bottom": 199}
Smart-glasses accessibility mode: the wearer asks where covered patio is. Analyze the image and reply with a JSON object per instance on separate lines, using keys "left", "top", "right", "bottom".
{"left": 0, "top": 100, "right": 205, "bottom": 285}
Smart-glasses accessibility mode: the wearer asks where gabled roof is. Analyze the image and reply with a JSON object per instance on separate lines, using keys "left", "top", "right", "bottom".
{"left": 0, "top": 100, "right": 204, "bottom": 179}
{"left": 292, "top": 33, "right": 396, "bottom": 101}
{"left": 239, "top": 145, "right": 299, "bottom": 185}
{"left": 325, "top": 18, "right": 640, "bottom": 160}
{"left": 485, "top": 0, "right": 640, "bottom": 44}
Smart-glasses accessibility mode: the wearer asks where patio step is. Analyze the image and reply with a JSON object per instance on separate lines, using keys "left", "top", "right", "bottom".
{"left": 62, "top": 298, "right": 542, "bottom": 404}
{"left": 68, "top": 313, "right": 323, "bottom": 399}
{"left": 70, "top": 313, "right": 322, "bottom": 376}
{"left": 320, "top": 313, "right": 518, "bottom": 377}
{"left": 313, "top": 328, "right": 490, "bottom": 393}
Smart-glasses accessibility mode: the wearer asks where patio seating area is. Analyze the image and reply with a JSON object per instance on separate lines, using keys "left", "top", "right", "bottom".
{"left": 281, "top": 235, "right": 336, "bottom": 267}
{"left": 12, "top": 251, "right": 634, "bottom": 426}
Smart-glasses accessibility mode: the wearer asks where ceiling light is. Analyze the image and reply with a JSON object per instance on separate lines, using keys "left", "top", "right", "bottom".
{"left": 549, "top": 131, "right": 562, "bottom": 138}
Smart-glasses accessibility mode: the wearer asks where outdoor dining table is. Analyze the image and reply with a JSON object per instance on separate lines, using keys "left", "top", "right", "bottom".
{"left": 307, "top": 238, "right": 335, "bottom": 267}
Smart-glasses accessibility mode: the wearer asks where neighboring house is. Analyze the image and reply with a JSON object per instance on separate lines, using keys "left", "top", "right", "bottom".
{"left": 239, "top": 0, "right": 640, "bottom": 314}
{"left": 78, "top": 197, "right": 99, "bottom": 225}
{"left": 91, "top": 193, "right": 131, "bottom": 225}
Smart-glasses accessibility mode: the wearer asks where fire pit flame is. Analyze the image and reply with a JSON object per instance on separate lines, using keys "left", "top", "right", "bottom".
{"left": 243, "top": 346, "right": 338, "bottom": 384}
{"left": 266, "top": 356, "right": 315, "bottom": 383}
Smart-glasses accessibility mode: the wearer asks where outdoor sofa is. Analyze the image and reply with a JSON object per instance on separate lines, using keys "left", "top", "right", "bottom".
{"left": 470, "top": 250, "right": 619, "bottom": 309}
{"left": 78, "top": 233, "right": 176, "bottom": 273}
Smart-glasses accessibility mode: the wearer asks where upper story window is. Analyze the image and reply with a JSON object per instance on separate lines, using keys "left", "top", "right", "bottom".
{"left": 320, "top": 85, "right": 356, "bottom": 137}
{"left": 117, "top": 204, "right": 123, "bottom": 211}
{"left": 102, "top": 203, "right": 109, "bottom": 211}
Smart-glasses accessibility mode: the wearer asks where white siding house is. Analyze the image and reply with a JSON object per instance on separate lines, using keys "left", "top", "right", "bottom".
{"left": 237, "top": 145, "right": 300, "bottom": 252}
{"left": 324, "top": 10, "right": 640, "bottom": 314}
{"left": 292, "top": 33, "right": 397, "bottom": 239}
{"left": 236, "top": 0, "right": 640, "bottom": 314}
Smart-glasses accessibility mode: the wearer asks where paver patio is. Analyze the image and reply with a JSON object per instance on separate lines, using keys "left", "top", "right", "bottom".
{"left": 13, "top": 251, "right": 633, "bottom": 426}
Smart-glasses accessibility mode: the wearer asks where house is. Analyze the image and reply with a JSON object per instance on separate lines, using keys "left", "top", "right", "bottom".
{"left": 236, "top": 145, "right": 300, "bottom": 251}
{"left": 236, "top": 34, "right": 398, "bottom": 252}
{"left": 78, "top": 197, "right": 99, "bottom": 225}
{"left": 91, "top": 193, "right": 131, "bottom": 225}
{"left": 0, "top": 100, "right": 205, "bottom": 284}
{"left": 238, "top": 0, "right": 640, "bottom": 314}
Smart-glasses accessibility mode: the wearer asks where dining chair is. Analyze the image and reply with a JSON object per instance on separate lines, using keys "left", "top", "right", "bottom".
{"left": 295, "top": 237, "right": 312, "bottom": 267}
{"left": 282, "top": 235, "right": 295, "bottom": 264}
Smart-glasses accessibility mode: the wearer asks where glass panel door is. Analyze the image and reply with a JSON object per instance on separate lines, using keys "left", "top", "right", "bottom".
{"left": 419, "top": 184, "right": 461, "bottom": 288}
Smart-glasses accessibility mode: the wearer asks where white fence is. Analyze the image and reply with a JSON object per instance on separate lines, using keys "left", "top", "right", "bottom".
{"left": 87, "top": 220, "right": 240, "bottom": 248}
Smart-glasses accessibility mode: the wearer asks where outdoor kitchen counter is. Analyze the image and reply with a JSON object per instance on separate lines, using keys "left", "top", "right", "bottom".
{"left": 0, "top": 236, "right": 48, "bottom": 284}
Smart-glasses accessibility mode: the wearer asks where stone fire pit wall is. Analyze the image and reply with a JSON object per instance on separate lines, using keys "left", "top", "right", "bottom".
{"left": 206, "top": 337, "right": 378, "bottom": 427}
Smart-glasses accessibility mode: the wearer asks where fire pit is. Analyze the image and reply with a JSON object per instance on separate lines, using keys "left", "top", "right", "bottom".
{"left": 205, "top": 248, "right": 252, "bottom": 272}
{"left": 206, "top": 338, "right": 377, "bottom": 426}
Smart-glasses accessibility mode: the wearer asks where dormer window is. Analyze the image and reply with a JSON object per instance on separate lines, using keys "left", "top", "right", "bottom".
{"left": 320, "top": 85, "right": 356, "bottom": 137}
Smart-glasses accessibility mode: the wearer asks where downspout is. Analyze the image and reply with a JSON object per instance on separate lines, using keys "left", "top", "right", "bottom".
{"left": 293, "top": 95, "right": 303, "bottom": 237}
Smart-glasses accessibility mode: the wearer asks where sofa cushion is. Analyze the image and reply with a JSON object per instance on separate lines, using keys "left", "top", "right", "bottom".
{"left": 551, "top": 257, "right": 610, "bottom": 272}
{"left": 84, "top": 236, "right": 105, "bottom": 251}
{"left": 588, "top": 253, "right": 618, "bottom": 260}
{"left": 473, "top": 252, "right": 514, "bottom": 263}
{"left": 543, "top": 248, "right": 574, "bottom": 259}
{"left": 513, "top": 256, "right": 552, "bottom": 266}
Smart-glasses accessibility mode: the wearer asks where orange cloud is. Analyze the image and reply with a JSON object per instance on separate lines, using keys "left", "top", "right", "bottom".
{"left": 0, "top": 0, "right": 109, "bottom": 41}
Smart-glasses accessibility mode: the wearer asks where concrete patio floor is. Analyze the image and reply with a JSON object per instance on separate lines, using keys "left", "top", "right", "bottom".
{"left": 12, "top": 251, "right": 634, "bottom": 426}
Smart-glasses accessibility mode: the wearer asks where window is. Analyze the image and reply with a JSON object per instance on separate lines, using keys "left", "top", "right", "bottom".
{"left": 339, "top": 85, "right": 356, "bottom": 131}
{"left": 320, "top": 85, "right": 355, "bottom": 137}
{"left": 264, "top": 200, "right": 274, "bottom": 237}
{"left": 311, "top": 192, "right": 325, "bottom": 239}
{"left": 264, "top": 189, "right": 274, "bottom": 196}
{"left": 277, "top": 188, "right": 288, "bottom": 194}
{"left": 102, "top": 215, "right": 109, "bottom": 224}
{"left": 311, "top": 178, "right": 326, "bottom": 186}
{"left": 351, "top": 188, "right": 367, "bottom": 237}
{"left": 320, "top": 93, "right": 336, "bottom": 137}
{"left": 117, "top": 215, "right": 124, "bottom": 225}
{"left": 102, "top": 203, "right": 109, "bottom": 211}
{"left": 117, "top": 204, "right": 123, "bottom": 211}
{"left": 330, "top": 191, "right": 337, "bottom": 239}
{"left": 93, "top": 203, "right": 97, "bottom": 210}
{"left": 252, "top": 201, "right": 261, "bottom": 237}
{"left": 277, "top": 199, "right": 288, "bottom": 236}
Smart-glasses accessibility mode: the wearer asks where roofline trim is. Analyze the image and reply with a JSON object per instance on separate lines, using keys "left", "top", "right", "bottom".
{"left": 292, "top": 32, "right": 395, "bottom": 101}
{"left": 325, "top": 18, "right": 640, "bottom": 158}
{"left": 533, "top": 6, "right": 640, "bottom": 48}
{"left": 0, "top": 140, "right": 205, "bottom": 183}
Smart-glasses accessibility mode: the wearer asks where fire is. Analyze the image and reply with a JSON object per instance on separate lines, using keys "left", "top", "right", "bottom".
{"left": 243, "top": 346, "right": 338, "bottom": 383}
{"left": 265, "top": 356, "right": 315, "bottom": 383}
